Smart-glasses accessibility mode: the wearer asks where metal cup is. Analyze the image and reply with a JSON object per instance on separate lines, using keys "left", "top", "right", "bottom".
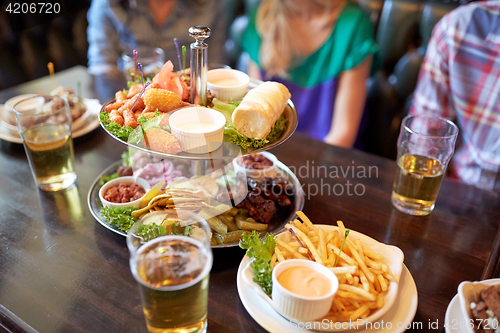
{"left": 14, "top": 95, "right": 77, "bottom": 191}
{"left": 127, "top": 210, "right": 213, "bottom": 333}
{"left": 392, "top": 114, "right": 459, "bottom": 216}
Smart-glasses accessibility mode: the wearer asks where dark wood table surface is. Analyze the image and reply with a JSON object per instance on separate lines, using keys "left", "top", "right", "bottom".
{"left": 0, "top": 66, "right": 499, "bottom": 333}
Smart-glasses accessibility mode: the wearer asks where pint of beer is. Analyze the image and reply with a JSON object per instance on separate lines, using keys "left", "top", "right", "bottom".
{"left": 392, "top": 115, "right": 459, "bottom": 216}
{"left": 128, "top": 211, "right": 213, "bottom": 333}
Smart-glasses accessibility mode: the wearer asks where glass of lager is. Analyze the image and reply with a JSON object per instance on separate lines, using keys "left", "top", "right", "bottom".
{"left": 127, "top": 210, "right": 213, "bottom": 333}
{"left": 14, "top": 95, "right": 77, "bottom": 191}
{"left": 392, "top": 114, "right": 459, "bottom": 216}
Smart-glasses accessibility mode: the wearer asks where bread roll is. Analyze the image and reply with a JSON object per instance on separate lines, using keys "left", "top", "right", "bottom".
{"left": 231, "top": 81, "right": 291, "bottom": 140}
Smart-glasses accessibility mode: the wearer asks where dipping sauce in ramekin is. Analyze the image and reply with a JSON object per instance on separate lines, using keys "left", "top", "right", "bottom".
{"left": 207, "top": 69, "right": 250, "bottom": 102}
{"left": 169, "top": 107, "right": 226, "bottom": 154}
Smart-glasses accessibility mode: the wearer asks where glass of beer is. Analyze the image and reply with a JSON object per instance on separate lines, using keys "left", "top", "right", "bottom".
{"left": 122, "top": 47, "right": 165, "bottom": 82}
{"left": 13, "top": 95, "right": 77, "bottom": 191}
{"left": 127, "top": 210, "right": 213, "bottom": 333}
{"left": 392, "top": 114, "right": 459, "bottom": 216}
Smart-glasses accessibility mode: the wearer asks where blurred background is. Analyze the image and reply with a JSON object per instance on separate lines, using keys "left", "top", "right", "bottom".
{"left": 0, "top": 0, "right": 462, "bottom": 159}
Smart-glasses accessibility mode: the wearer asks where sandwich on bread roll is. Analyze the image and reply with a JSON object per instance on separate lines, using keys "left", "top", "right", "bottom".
{"left": 231, "top": 81, "right": 291, "bottom": 140}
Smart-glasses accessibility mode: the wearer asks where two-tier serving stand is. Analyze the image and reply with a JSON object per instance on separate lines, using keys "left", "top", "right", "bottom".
{"left": 88, "top": 26, "right": 303, "bottom": 248}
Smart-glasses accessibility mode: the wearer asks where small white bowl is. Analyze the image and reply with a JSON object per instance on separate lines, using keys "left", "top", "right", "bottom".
{"left": 4, "top": 94, "right": 38, "bottom": 125}
{"left": 233, "top": 152, "right": 277, "bottom": 181}
{"left": 272, "top": 259, "right": 339, "bottom": 321}
{"left": 458, "top": 278, "right": 500, "bottom": 333}
{"left": 99, "top": 176, "right": 150, "bottom": 209}
{"left": 207, "top": 68, "right": 250, "bottom": 102}
{"left": 169, "top": 107, "right": 226, "bottom": 154}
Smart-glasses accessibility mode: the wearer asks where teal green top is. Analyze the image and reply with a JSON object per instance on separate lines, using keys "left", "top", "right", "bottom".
{"left": 241, "top": 2, "right": 379, "bottom": 142}
{"left": 242, "top": 1, "right": 379, "bottom": 87}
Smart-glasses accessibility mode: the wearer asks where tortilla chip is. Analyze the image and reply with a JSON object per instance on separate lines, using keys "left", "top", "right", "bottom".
{"left": 144, "top": 128, "right": 182, "bottom": 154}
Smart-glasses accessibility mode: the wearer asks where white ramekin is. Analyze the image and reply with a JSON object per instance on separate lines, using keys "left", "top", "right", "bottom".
{"left": 169, "top": 107, "right": 226, "bottom": 154}
{"left": 232, "top": 151, "right": 278, "bottom": 181}
{"left": 99, "top": 176, "right": 150, "bottom": 209}
{"left": 271, "top": 259, "right": 339, "bottom": 322}
{"left": 207, "top": 68, "right": 250, "bottom": 102}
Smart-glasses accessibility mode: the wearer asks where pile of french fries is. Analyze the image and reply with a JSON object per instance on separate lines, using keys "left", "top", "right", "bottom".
{"left": 271, "top": 211, "right": 398, "bottom": 323}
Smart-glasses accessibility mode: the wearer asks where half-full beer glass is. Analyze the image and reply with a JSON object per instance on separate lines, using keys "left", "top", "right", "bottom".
{"left": 392, "top": 114, "right": 459, "bottom": 216}
{"left": 127, "top": 210, "right": 213, "bottom": 333}
{"left": 14, "top": 95, "right": 77, "bottom": 191}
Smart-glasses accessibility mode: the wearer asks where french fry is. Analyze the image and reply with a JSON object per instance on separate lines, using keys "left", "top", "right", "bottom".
{"left": 297, "top": 211, "right": 317, "bottom": 234}
{"left": 276, "top": 239, "right": 307, "bottom": 260}
{"left": 329, "top": 266, "right": 357, "bottom": 275}
{"left": 286, "top": 225, "right": 324, "bottom": 265}
{"left": 378, "top": 274, "right": 388, "bottom": 292}
{"left": 318, "top": 228, "right": 327, "bottom": 263}
{"left": 275, "top": 246, "right": 285, "bottom": 263}
{"left": 337, "top": 220, "right": 346, "bottom": 239}
{"left": 327, "top": 243, "right": 358, "bottom": 266}
{"left": 338, "top": 284, "right": 376, "bottom": 301}
{"left": 347, "top": 240, "right": 374, "bottom": 282}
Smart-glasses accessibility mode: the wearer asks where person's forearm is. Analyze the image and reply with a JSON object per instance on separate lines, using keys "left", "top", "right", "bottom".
{"left": 324, "top": 57, "right": 372, "bottom": 148}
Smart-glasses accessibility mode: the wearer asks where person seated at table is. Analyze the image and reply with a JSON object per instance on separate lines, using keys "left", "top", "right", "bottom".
{"left": 87, "top": 0, "right": 228, "bottom": 79}
{"left": 410, "top": 1, "right": 500, "bottom": 191}
{"left": 241, "top": 0, "right": 379, "bottom": 148}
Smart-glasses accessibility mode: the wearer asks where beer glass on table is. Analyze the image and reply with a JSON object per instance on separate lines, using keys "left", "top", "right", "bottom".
{"left": 127, "top": 210, "right": 213, "bottom": 333}
{"left": 392, "top": 114, "right": 459, "bottom": 216}
{"left": 13, "top": 95, "right": 77, "bottom": 191}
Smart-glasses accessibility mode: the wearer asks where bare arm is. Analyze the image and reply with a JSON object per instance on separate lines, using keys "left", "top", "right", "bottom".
{"left": 323, "top": 56, "right": 372, "bottom": 148}
{"left": 246, "top": 59, "right": 263, "bottom": 80}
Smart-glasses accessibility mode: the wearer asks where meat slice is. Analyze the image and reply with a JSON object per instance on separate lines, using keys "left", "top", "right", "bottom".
{"left": 481, "top": 286, "right": 500, "bottom": 318}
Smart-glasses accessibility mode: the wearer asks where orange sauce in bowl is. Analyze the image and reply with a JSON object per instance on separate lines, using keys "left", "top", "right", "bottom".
{"left": 278, "top": 267, "right": 331, "bottom": 297}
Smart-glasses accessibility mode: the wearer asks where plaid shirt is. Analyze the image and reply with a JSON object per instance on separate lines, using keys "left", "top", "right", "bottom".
{"left": 410, "top": 1, "right": 500, "bottom": 189}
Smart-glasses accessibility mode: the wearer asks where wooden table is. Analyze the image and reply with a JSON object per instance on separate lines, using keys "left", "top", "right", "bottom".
{"left": 0, "top": 66, "right": 499, "bottom": 333}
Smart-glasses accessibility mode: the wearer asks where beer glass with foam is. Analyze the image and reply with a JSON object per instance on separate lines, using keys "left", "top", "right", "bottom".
{"left": 14, "top": 95, "right": 77, "bottom": 191}
{"left": 127, "top": 210, "right": 213, "bottom": 333}
{"left": 392, "top": 115, "right": 459, "bottom": 216}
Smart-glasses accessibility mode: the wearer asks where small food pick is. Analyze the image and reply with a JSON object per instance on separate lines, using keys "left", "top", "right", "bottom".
{"left": 47, "top": 62, "right": 56, "bottom": 90}
{"left": 133, "top": 49, "right": 138, "bottom": 83}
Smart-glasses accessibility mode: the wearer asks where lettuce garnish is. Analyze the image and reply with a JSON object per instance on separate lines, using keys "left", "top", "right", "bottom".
{"left": 240, "top": 231, "right": 276, "bottom": 297}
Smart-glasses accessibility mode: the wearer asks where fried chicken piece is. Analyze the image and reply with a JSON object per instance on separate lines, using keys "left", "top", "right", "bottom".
{"left": 127, "top": 84, "right": 143, "bottom": 98}
{"left": 144, "top": 128, "right": 182, "bottom": 154}
{"left": 115, "top": 90, "right": 127, "bottom": 103}
{"left": 109, "top": 109, "right": 124, "bottom": 126}
{"left": 105, "top": 100, "right": 125, "bottom": 113}
{"left": 143, "top": 87, "right": 185, "bottom": 113}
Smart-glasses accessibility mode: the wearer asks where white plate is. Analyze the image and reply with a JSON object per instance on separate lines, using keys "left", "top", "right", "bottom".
{"left": 237, "top": 230, "right": 418, "bottom": 332}
{"left": 445, "top": 295, "right": 469, "bottom": 333}
{"left": 0, "top": 99, "right": 101, "bottom": 144}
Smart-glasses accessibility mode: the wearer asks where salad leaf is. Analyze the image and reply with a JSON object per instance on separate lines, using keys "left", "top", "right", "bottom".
{"left": 100, "top": 206, "right": 138, "bottom": 232}
{"left": 224, "top": 125, "right": 267, "bottom": 150}
{"left": 266, "top": 116, "right": 287, "bottom": 143}
{"left": 240, "top": 231, "right": 276, "bottom": 297}
{"left": 99, "top": 172, "right": 119, "bottom": 186}
{"left": 215, "top": 170, "right": 238, "bottom": 187}
{"left": 212, "top": 98, "right": 235, "bottom": 125}
{"left": 127, "top": 110, "right": 164, "bottom": 144}
{"left": 99, "top": 111, "right": 134, "bottom": 141}
{"left": 135, "top": 222, "right": 167, "bottom": 242}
